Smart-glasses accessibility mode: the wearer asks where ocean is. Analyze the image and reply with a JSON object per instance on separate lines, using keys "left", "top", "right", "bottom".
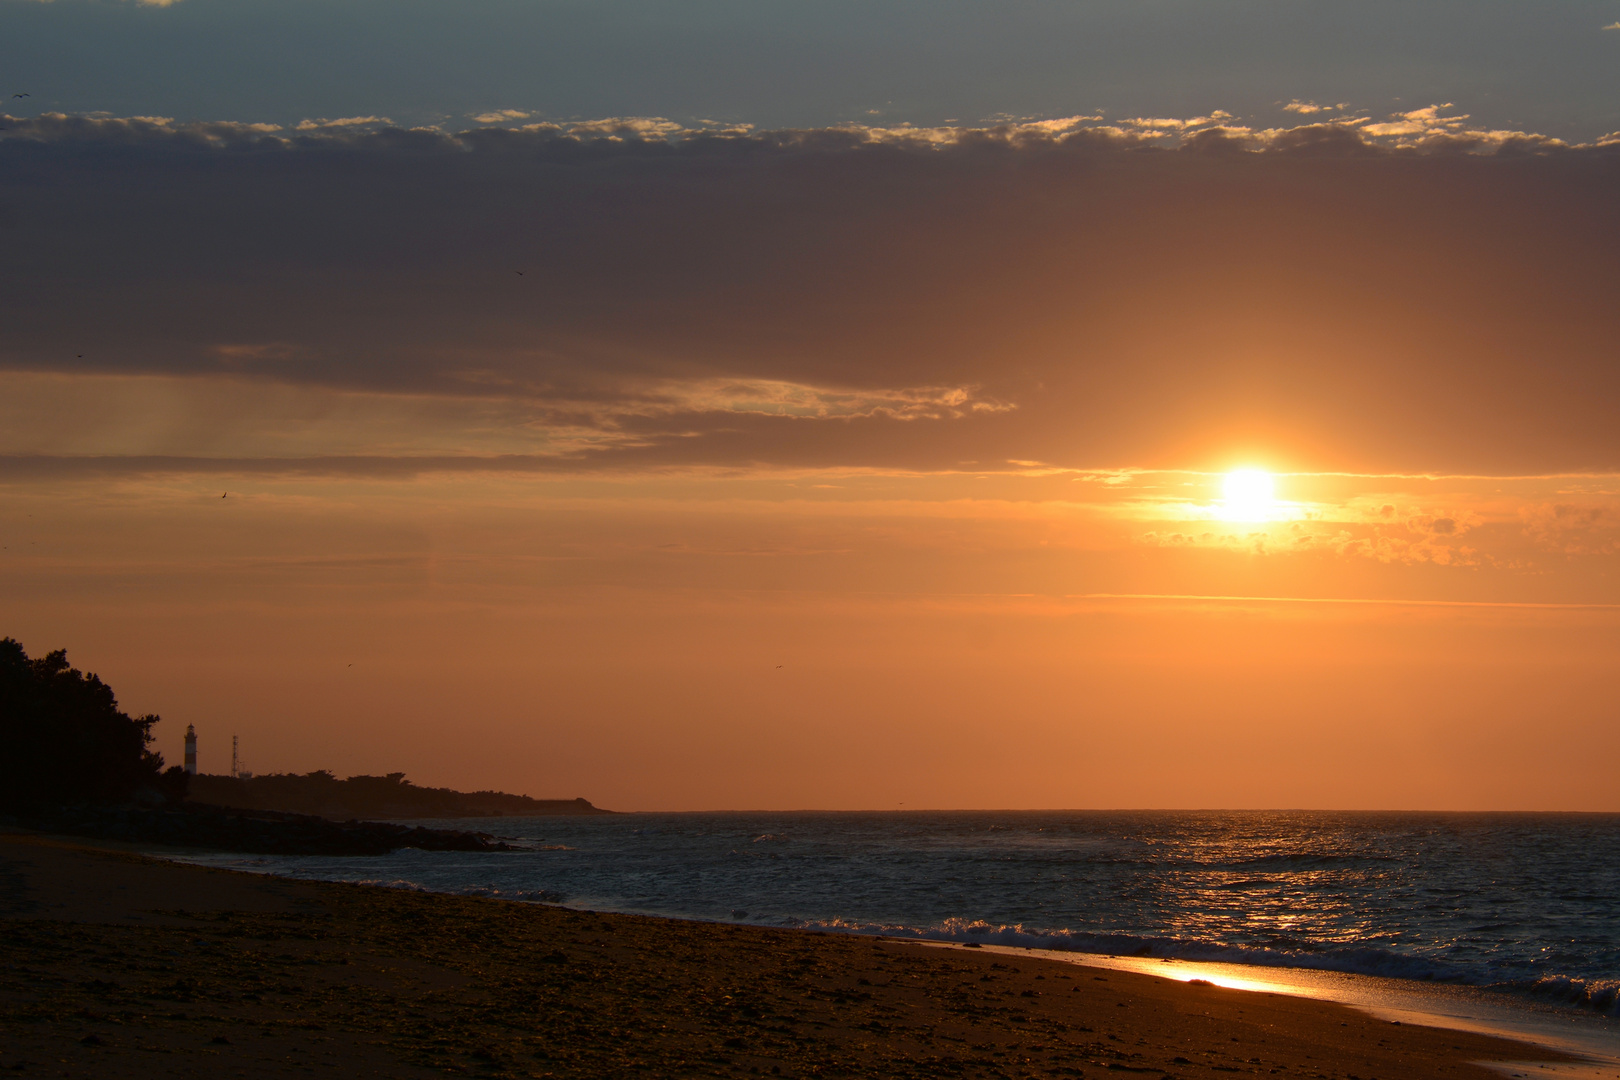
{"left": 175, "top": 811, "right": 1620, "bottom": 1054}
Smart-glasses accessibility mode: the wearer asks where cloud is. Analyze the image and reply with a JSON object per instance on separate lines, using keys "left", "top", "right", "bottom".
{"left": 1357, "top": 104, "right": 1565, "bottom": 150}
{"left": 2, "top": 112, "right": 1620, "bottom": 476}
{"left": 1360, "top": 104, "right": 1459, "bottom": 136}
{"left": 1119, "top": 110, "right": 1235, "bottom": 135}
{"left": 1139, "top": 508, "right": 1488, "bottom": 566}
{"left": 1521, "top": 503, "right": 1620, "bottom": 555}
{"left": 1282, "top": 101, "right": 1350, "bottom": 115}
{"left": 0, "top": 113, "right": 284, "bottom": 146}
{"left": 472, "top": 110, "right": 531, "bottom": 124}
{"left": 295, "top": 116, "right": 392, "bottom": 131}
{"left": 1605, "top": 21, "right": 1620, "bottom": 30}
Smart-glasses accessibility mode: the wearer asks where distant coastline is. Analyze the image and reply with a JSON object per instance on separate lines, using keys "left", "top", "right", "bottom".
{"left": 188, "top": 770, "right": 614, "bottom": 820}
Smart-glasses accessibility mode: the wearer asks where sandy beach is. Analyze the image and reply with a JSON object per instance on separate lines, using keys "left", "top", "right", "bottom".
{"left": 0, "top": 829, "right": 1580, "bottom": 1080}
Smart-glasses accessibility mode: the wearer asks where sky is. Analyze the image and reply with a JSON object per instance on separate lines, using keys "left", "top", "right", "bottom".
{"left": 3, "top": 1, "right": 1620, "bottom": 810}
{"left": 5, "top": 0, "right": 1620, "bottom": 138}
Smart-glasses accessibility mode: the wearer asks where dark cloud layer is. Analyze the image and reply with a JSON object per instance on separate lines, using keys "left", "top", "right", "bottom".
{"left": 4, "top": 116, "right": 1620, "bottom": 474}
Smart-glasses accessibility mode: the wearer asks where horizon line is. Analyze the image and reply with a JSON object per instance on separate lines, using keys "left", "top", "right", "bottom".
{"left": 1069, "top": 592, "right": 1620, "bottom": 610}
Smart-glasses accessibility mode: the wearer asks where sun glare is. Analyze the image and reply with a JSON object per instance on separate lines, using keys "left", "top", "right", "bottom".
{"left": 1221, "top": 468, "right": 1277, "bottom": 521}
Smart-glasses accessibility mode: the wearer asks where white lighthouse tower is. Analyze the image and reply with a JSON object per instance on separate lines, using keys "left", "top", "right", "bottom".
{"left": 183, "top": 725, "right": 197, "bottom": 775}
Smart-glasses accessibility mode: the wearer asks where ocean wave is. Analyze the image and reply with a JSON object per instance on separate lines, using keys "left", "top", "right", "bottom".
{"left": 496, "top": 841, "right": 575, "bottom": 851}
{"left": 326, "top": 877, "right": 565, "bottom": 903}
{"left": 1227, "top": 852, "right": 1399, "bottom": 869}
{"left": 1009, "top": 852, "right": 1398, "bottom": 871}
{"left": 345, "top": 878, "right": 433, "bottom": 892}
{"left": 1498, "top": 975, "right": 1620, "bottom": 1017}
{"left": 455, "top": 883, "right": 566, "bottom": 903}
{"left": 794, "top": 917, "right": 1620, "bottom": 1016}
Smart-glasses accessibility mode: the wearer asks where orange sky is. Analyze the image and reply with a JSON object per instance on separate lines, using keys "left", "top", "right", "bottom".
{"left": 3, "top": 120, "right": 1619, "bottom": 809}
{"left": 5, "top": 466, "right": 1617, "bottom": 810}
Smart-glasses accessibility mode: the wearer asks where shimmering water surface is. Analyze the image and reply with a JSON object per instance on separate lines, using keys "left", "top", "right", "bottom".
{"left": 178, "top": 811, "right": 1620, "bottom": 1025}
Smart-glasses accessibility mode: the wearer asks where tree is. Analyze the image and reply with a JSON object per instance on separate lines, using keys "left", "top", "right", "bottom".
{"left": 0, "top": 638, "right": 186, "bottom": 811}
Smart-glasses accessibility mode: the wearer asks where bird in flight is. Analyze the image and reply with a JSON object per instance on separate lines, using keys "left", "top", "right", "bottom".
{"left": 11, "top": 93, "right": 28, "bottom": 99}
{"left": 221, "top": 492, "right": 227, "bottom": 498}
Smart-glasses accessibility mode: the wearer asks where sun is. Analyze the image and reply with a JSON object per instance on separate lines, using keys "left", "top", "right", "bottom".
{"left": 1221, "top": 468, "right": 1277, "bottom": 521}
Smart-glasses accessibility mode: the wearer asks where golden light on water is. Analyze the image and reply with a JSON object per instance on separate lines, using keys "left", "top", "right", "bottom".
{"left": 1221, "top": 468, "right": 1277, "bottom": 522}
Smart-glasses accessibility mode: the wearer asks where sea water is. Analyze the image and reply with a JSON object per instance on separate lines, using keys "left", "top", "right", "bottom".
{"left": 174, "top": 811, "right": 1620, "bottom": 1056}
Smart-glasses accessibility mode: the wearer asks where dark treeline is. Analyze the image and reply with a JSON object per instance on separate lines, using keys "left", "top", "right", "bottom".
{"left": 0, "top": 637, "right": 187, "bottom": 812}
{"left": 0, "top": 638, "right": 591, "bottom": 853}
{"left": 190, "top": 772, "right": 610, "bottom": 819}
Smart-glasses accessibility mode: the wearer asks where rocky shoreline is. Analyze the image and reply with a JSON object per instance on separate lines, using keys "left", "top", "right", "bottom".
{"left": 3, "top": 802, "right": 512, "bottom": 856}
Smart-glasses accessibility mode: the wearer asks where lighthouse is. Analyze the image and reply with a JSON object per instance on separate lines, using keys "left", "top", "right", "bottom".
{"left": 184, "top": 725, "right": 197, "bottom": 775}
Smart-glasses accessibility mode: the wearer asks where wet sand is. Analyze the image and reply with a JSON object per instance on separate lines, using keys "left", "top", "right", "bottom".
{"left": 0, "top": 828, "right": 1575, "bottom": 1079}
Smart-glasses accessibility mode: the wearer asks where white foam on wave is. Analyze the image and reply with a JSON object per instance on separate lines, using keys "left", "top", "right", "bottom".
{"left": 876, "top": 942, "right": 1620, "bottom": 1071}
{"left": 793, "top": 916, "right": 1620, "bottom": 1019}
{"left": 346, "top": 878, "right": 433, "bottom": 891}
{"left": 454, "top": 883, "right": 566, "bottom": 903}
{"left": 1519, "top": 976, "right": 1620, "bottom": 1017}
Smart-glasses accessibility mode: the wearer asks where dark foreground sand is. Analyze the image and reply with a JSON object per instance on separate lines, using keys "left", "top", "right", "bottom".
{"left": 0, "top": 829, "right": 1568, "bottom": 1080}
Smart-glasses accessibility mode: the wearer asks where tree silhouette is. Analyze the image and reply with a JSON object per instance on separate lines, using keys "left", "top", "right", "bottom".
{"left": 0, "top": 638, "right": 186, "bottom": 811}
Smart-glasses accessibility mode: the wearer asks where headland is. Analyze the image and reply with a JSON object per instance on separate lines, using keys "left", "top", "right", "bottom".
{"left": 187, "top": 771, "right": 614, "bottom": 820}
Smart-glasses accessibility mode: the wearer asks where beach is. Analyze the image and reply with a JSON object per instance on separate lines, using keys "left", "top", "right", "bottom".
{"left": 0, "top": 829, "right": 1576, "bottom": 1080}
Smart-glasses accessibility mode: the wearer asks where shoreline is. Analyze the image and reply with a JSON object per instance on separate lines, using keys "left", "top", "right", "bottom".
{"left": 163, "top": 843, "right": 1620, "bottom": 1054}
{"left": 2, "top": 827, "right": 1605, "bottom": 1080}
{"left": 926, "top": 945, "right": 1620, "bottom": 1075}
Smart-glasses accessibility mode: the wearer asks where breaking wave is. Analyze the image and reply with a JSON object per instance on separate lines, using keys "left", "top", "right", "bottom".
{"left": 795, "top": 917, "right": 1620, "bottom": 1017}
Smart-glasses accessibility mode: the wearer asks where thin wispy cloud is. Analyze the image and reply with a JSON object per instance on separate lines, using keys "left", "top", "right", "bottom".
{"left": 294, "top": 115, "right": 392, "bottom": 130}
{"left": 472, "top": 109, "right": 531, "bottom": 124}
{"left": 1119, "top": 110, "right": 1236, "bottom": 133}
{"left": 1282, "top": 100, "right": 1351, "bottom": 115}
